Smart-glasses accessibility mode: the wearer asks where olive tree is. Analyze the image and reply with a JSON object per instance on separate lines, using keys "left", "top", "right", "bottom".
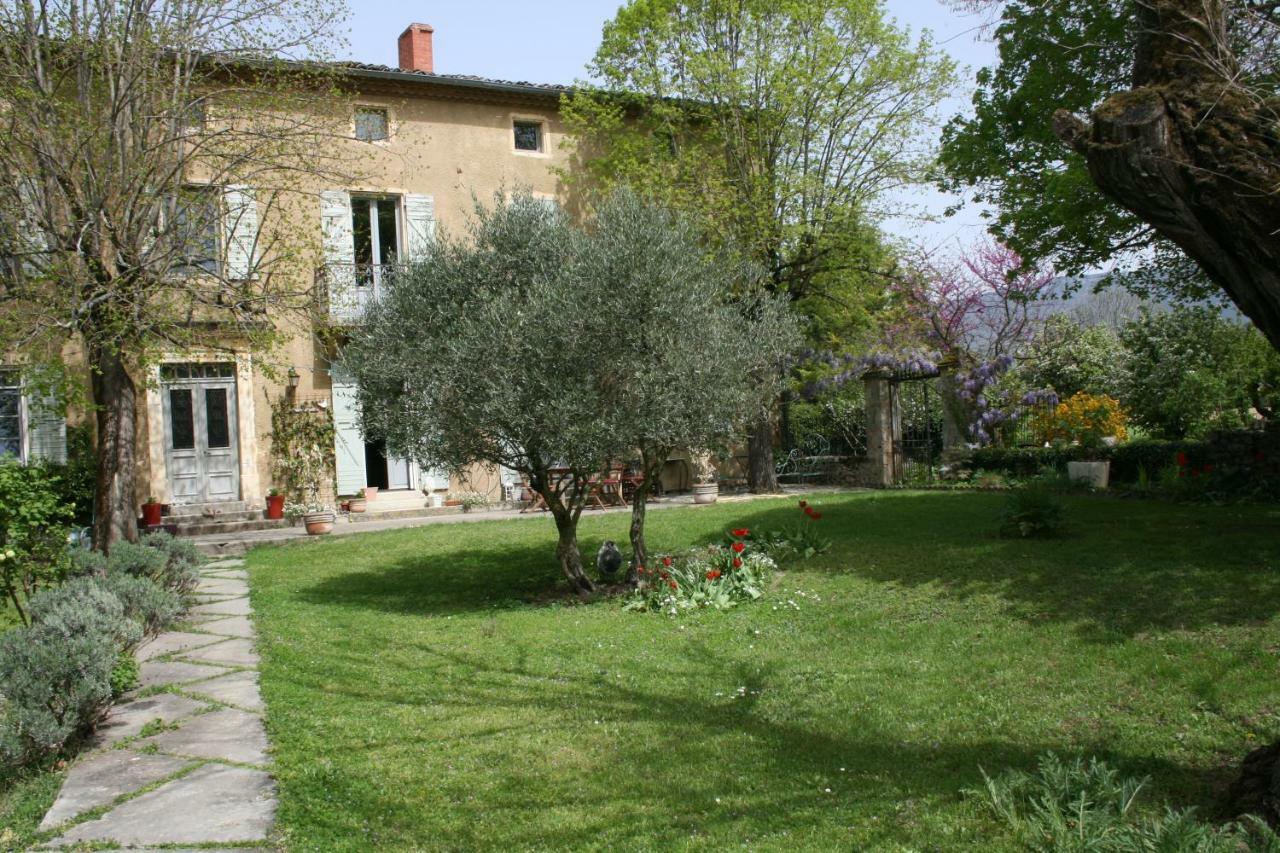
{"left": 342, "top": 190, "right": 799, "bottom": 595}
{"left": 577, "top": 191, "right": 800, "bottom": 580}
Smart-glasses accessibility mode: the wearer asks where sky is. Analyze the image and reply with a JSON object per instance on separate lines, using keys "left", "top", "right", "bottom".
{"left": 341, "top": 1, "right": 999, "bottom": 252}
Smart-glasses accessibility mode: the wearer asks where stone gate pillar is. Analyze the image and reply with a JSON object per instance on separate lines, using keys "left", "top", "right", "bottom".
{"left": 865, "top": 375, "right": 903, "bottom": 487}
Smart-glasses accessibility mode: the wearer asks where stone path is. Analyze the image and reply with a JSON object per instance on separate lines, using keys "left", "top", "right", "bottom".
{"left": 38, "top": 558, "right": 276, "bottom": 850}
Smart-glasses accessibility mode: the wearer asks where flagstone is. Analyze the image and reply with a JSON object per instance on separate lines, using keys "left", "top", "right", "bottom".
{"left": 38, "top": 750, "right": 191, "bottom": 830}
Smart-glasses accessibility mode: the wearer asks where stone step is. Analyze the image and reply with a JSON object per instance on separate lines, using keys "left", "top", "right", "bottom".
{"left": 165, "top": 501, "right": 250, "bottom": 518}
{"left": 171, "top": 517, "right": 288, "bottom": 537}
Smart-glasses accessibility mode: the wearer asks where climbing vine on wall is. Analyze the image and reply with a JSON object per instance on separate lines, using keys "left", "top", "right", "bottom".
{"left": 269, "top": 394, "right": 336, "bottom": 503}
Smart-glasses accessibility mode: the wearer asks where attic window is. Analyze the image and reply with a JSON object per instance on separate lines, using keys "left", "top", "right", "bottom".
{"left": 513, "top": 120, "right": 542, "bottom": 152}
{"left": 355, "top": 107, "right": 389, "bottom": 142}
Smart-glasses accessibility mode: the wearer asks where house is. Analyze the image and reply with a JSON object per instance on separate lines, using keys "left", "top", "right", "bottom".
{"left": 53, "top": 23, "right": 576, "bottom": 526}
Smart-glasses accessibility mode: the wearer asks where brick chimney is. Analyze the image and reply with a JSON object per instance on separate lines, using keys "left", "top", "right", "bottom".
{"left": 398, "top": 23, "right": 434, "bottom": 74}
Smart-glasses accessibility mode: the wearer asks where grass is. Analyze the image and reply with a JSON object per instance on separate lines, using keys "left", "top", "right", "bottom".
{"left": 248, "top": 491, "right": 1280, "bottom": 851}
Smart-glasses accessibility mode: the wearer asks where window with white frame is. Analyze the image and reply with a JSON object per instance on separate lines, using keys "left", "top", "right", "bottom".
{"left": 513, "top": 119, "right": 543, "bottom": 152}
{"left": 355, "top": 107, "right": 390, "bottom": 142}
{"left": 173, "top": 186, "right": 220, "bottom": 274}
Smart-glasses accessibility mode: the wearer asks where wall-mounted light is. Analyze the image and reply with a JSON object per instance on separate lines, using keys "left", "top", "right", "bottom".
{"left": 286, "top": 366, "right": 300, "bottom": 396}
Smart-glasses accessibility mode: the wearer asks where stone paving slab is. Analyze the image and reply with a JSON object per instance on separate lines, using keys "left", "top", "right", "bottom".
{"left": 198, "top": 615, "right": 256, "bottom": 638}
{"left": 197, "top": 577, "right": 250, "bottom": 596}
{"left": 38, "top": 750, "right": 193, "bottom": 831}
{"left": 138, "top": 708, "right": 270, "bottom": 765}
{"left": 188, "top": 596, "right": 253, "bottom": 618}
{"left": 49, "top": 764, "right": 276, "bottom": 847}
{"left": 202, "top": 569, "right": 249, "bottom": 580}
{"left": 183, "top": 670, "right": 264, "bottom": 712}
{"left": 92, "top": 693, "right": 209, "bottom": 748}
{"left": 137, "top": 631, "right": 223, "bottom": 662}
{"left": 137, "top": 659, "right": 231, "bottom": 690}
{"left": 203, "top": 559, "right": 246, "bottom": 570}
{"left": 179, "top": 637, "right": 259, "bottom": 667}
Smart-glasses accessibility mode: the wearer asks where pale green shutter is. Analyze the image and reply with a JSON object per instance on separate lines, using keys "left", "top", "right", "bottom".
{"left": 222, "top": 185, "right": 258, "bottom": 280}
{"left": 330, "top": 365, "right": 366, "bottom": 496}
{"left": 321, "top": 190, "right": 356, "bottom": 320}
{"left": 26, "top": 393, "right": 66, "bottom": 464}
{"left": 404, "top": 194, "right": 435, "bottom": 260}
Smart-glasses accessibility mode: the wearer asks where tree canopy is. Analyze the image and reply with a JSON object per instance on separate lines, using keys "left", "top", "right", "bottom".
{"left": 342, "top": 190, "right": 798, "bottom": 594}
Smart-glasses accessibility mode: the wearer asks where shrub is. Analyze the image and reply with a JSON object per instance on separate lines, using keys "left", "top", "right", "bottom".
{"left": 27, "top": 577, "right": 142, "bottom": 654}
{"left": 626, "top": 528, "right": 775, "bottom": 614}
{"left": 109, "top": 652, "right": 140, "bottom": 698}
{"left": 977, "top": 753, "right": 1280, "bottom": 851}
{"left": 1030, "top": 391, "right": 1129, "bottom": 449}
{"left": 0, "top": 459, "right": 75, "bottom": 624}
{"left": 0, "top": 622, "right": 116, "bottom": 767}
{"left": 96, "top": 573, "right": 182, "bottom": 638}
{"left": 998, "top": 488, "right": 1065, "bottom": 539}
{"left": 141, "top": 530, "right": 203, "bottom": 595}
{"left": 750, "top": 500, "right": 832, "bottom": 560}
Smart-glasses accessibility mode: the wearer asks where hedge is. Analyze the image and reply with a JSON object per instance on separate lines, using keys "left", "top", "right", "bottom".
{"left": 965, "top": 440, "right": 1209, "bottom": 484}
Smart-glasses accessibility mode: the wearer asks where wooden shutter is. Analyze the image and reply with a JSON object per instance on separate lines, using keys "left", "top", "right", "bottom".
{"left": 26, "top": 393, "right": 66, "bottom": 464}
{"left": 330, "top": 365, "right": 366, "bottom": 496}
{"left": 321, "top": 190, "right": 356, "bottom": 320}
{"left": 222, "top": 185, "right": 258, "bottom": 280}
{"left": 404, "top": 193, "right": 435, "bottom": 261}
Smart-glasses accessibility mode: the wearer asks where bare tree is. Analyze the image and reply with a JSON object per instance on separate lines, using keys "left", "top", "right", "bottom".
{"left": 0, "top": 0, "right": 354, "bottom": 549}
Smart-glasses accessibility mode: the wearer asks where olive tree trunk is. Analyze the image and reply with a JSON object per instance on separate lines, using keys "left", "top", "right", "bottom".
{"left": 90, "top": 345, "right": 139, "bottom": 552}
{"left": 1053, "top": 0, "right": 1280, "bottom": 351}
{"left": 549, "top": 500, "right": 594, "bottom": 596}
{"left": 747, "top": 409, "right": 779, "bottom": 493}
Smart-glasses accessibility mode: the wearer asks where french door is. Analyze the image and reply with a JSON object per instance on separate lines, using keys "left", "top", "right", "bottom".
{"left": 162, "top": 363, "right": 241, "bottom": 505}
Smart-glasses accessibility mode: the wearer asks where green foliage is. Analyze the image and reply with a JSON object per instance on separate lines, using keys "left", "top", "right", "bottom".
{"left": 96, "top": 572, "right": 182, "bottom": 638}
{"left": 270, "top": 397, "right": 337, "bottom": 504}
{"left": 139, "top": 530, "right": 203, "bottom": 595}
{"left": 0, "top": 459, "right": 75, "bottom": 624}
{"left": 563, "top": 0, "right": 954, "bottom": 345}
{"left": 998, "top": 488, "right": 1065, "bottom": 539}
{"left": 1018, "top": 315, "right": 1129, "bottom": 401}
{"left": 43, "top": 423, "right": 96, "bottom": 527}
{"left": 977, "top": 753, "right": 1280, "bottom": 851}
{"left": 750, "top": 500, "right": 833, "bottom": 560}
{"left": 27, "top": 577, "right": 142, "bottom": 655}
{"left": 969, "top": 440, "right": 1206, "bottom": 484}
{"left": 0, "top": 620, "right": 115, "bottom": 767}
{"left": 624, "top": 545, "right": 775, "bottom": 614}
{"left": 109, "top": 651, "right": 140, "bottom": 698}
{"left": 1119, "top": 307, "right": 1280, "bottom": 439}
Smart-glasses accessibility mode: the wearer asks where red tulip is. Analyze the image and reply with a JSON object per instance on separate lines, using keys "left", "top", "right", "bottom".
{"left": 732, "top": 557, "right": 743, "bottom": 569}
{"left": 811, "top": 512, "right": 823, "bottom": 521}
{"left": 731, "top": 542, "right": 745, "bottom": 553}
{"left": 1176, "top": 452, "right": 1189, "bottom": 467}
{"left": 706, "top": 569, "right": 721, "bottom": 581}
{"left": 669, "top": 580, "right": 678, "bottom": 590}
{"left": 662, "top": 556, "right": 673, "bottom": 567}
{"left": 731, "top": 528, "right": 750, "bottom": 538}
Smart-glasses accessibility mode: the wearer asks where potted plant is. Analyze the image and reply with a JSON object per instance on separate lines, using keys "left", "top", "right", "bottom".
{"left": 348, "top": 493, "right": 367, "bottom": 513}
{"left": 457, "top": 491, "right": 489, "bottom": 513}
{"left": 691, "top": 452, "right": 719, "bottom": 504}
{"left": 265, "top": 488, "right": 286, "bottom": 520}
{"left": 141, "top": 497, "right": 163, "bottom": 527}
{"left": 1035, "top": 392, "right": 1128, "bottom": 489}
{"left": 364, "top": 486, "right": 379, "bottom": 502}
{"left": 444, "top": 493, "right": 462, "bottom": 507}
{"left": 288, "top": 502, "right": 335, "bottom": 535}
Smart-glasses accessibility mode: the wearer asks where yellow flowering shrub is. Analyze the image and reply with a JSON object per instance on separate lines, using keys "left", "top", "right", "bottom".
{"left": 1031, "top": 392, "right": 1129, "bottom": 449}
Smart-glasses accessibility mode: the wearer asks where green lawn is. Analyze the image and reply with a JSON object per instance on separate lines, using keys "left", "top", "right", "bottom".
{"left": 248, "top": 492, "right": 1280, "bottom": 851}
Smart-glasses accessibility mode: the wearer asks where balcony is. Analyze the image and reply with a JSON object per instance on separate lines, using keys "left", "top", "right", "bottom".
{"left": 322, "top": 262, "right": 399, "bottom": 323}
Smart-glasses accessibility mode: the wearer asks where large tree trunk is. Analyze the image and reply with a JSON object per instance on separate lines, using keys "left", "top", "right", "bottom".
{"left": 90, "top": 345, "right": 138, "bottom": 552}
{"left": 747, "top": 409, "right": 779, "bottom": 493}
{"left": 549, "top": 502, "right": 594, "bottom": 597}
{"left": 1053, "top": 0, "right": 1280, "bottom": 350}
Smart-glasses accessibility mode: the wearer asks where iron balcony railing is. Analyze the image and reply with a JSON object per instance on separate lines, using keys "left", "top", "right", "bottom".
{"left": 321, "top": 262, "right": 403, "bottom": 323}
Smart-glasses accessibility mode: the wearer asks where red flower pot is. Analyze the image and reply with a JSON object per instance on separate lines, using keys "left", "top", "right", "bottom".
{"left": 265, "top": 494, "right": 285, "bottom": 520}
{"left": 141, "top": 502, "right": 163, "bottom": 527}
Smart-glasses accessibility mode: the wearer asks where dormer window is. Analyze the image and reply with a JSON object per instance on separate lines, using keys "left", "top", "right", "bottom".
{"left": 355, "top": 107, "right": 390, "bottom": 142}
{"left": 513, "top": 120, "right": 543, "bottom": 152}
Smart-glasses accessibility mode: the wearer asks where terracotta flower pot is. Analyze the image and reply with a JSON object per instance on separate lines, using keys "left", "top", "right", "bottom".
{"left": 304, "top": 511, "right": 335, "bottom": 535}
{"left": 348, "top": 497, "right": 367, "bottom": 513}
{"left": 364, "top": 486, "right": 379, "bottom": 502}
{"left": 265, "top": 494, "right": 285, "bottom": 520}
{"left": 444, "top": 499, "right": 461, "bottom": 507}
{"left": 141, "top": 502, "right": 163, "bottom": 526}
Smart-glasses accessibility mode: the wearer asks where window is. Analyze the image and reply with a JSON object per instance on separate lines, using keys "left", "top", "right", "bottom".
{"left": 350, "top": 196, "right": 399, "bottom": 289}
{"left": 160, "top": 362, "right": 234, "bottom": 381}
{"left": 168, "top": 388, "right": 195, "bottom": 451}
{"left": 173, "top": 187, "right": 220, "bottom": 274}
{"left": 0, "top": 371, "right": 21, "bottom": 460}
{"left": 355, "top": 107, "right": 389, "bottom": 142}
{"left": 514, "top": 120, "right": 543, "bottom": 152}
{"left": 180, "top": 100, "right": 205, "bottom": 134}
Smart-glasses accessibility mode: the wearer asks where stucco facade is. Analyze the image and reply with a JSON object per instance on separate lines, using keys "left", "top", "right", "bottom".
{"left": 133, "top": 40, "right": 578, "bottom": 514}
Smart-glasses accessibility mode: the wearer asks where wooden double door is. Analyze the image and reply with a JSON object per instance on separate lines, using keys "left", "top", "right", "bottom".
{"left": 161, "top": 363, "right": 240, "bottom": 505}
